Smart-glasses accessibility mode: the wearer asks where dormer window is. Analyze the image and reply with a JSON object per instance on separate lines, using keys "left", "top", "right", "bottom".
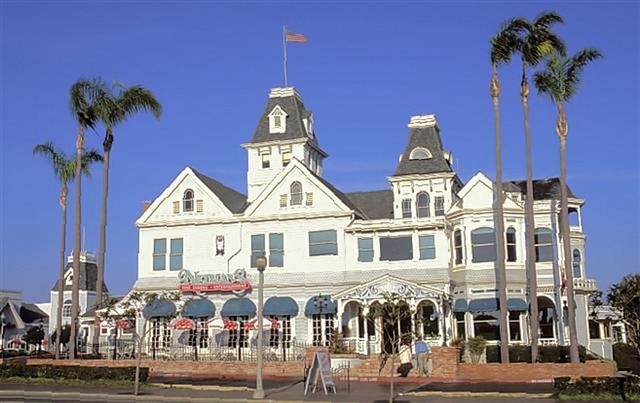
{"left": 268, "top": 105, "right": 288, "bottom": 134}
{"left": 183, "top": 189, "right": 194, "bottom": 212}
{"left": 409, "top": 147, "right": 432, "bottom": 160}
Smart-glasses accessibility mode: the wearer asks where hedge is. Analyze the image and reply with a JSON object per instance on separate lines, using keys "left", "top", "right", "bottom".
{"left": 554, "top": 374, "right": 640, "bottom": 398}
{"left": 613, "top": 343, "right": 640, "bottom": 374}
{"left": 0, "top": 364, "right": 148, "bottom": 382}
{"left": 485, "top": 345, "right": 592, "bottom": 363}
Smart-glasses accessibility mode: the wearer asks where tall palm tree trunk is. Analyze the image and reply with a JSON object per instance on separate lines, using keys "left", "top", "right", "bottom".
{"left": 94, "top": 129, "right": 112, "bottom": 350}
{"left": 70, "top": 126, "right": 84, "bottom": 359}
{"left": 491, "top": 65, "right": 510, "bottom": 363}
{"left": 556, "top": 103, "right": 579, "bottom": 363}
{"left": 55, "top": 185, "right": 68, "bottom": 359}
{"left": 520, "top": 66, "right": 540, "bottom": 362}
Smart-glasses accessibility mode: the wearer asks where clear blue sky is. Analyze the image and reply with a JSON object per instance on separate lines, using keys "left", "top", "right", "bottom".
{"left": 1, "top": 1, "right": 638, "bottom": 303}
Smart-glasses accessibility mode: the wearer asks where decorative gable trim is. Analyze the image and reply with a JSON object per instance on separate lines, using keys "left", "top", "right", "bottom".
{"left": 334, "top": 274, "right": 444, "bottom": 301}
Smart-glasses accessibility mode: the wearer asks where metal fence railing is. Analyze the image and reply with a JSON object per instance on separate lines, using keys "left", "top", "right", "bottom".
{"left": 78, "top": 339, "right": 308, "bottom": 362}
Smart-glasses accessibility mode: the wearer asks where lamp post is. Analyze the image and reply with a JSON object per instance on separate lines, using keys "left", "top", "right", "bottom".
{"left": 253, "top": 256, "right": 267, "bottom": 399}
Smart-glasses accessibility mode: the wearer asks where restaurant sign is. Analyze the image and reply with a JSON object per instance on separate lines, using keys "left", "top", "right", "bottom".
{"left": 178, "top": 268, "right": 251, "bottom": 294}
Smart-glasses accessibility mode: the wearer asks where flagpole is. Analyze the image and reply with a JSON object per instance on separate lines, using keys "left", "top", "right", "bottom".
{"left": 283, "top": 25, "right": 288, "bottom": 87}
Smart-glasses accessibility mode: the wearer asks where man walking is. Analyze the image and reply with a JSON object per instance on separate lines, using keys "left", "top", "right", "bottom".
{"left": 414, "top": 337, "right": 432, "bottom": 376}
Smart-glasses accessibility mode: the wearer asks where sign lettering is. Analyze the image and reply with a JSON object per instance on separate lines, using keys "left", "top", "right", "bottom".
{"left": 177, "top": 268, "right": 251, "bottom": 293}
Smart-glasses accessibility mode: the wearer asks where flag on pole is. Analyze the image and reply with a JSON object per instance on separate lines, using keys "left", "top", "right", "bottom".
{"left": 286, "top": 31, "right": 308, "bottom": 43}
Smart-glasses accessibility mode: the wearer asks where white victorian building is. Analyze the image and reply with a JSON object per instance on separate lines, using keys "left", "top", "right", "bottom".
{"left": 129, "top": 87, "right": 601, "bottom": 358}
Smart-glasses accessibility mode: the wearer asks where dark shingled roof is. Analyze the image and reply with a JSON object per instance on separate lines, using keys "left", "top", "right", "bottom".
{"left": 346, "top": 190, "right": 394, "bottom": 219}
{"left": 505, "top": 178, "right": 577, "bottom": 200}
{"left": 394, "top": 124, "right": 452, "bottom": 176}
{"left": 192, "top": 168, "right": 248, "bottom": 213}
{"left": 20, "top": 304, "right": 47, "bottom": 322}
{"left": 249, "top": 90, "right": 319, "bottom": 146}
{"left": 51, "top": 261, "right": 109, "bottom": 293}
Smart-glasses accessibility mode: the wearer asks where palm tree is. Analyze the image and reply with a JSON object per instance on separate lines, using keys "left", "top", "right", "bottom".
{"left": 490, "top": 18, "right": 526, "bottom": 364}
{"left": 69, "top": 78, "right": 109, "bottom": 358}
{"left": 33, "top": 142, "right": 102, "bottom": 358}
{"left": 92, "top": 83, "right": 161, "bottom": 347}
{"left": 516, "top": 11, "right": 566, "bottom": 363}
{"left": 534, "top": 48, "right": 602, "bottom": 363}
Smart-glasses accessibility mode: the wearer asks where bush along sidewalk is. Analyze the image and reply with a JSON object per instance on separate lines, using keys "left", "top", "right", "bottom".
{"left": 554, "top": 374, "right": 640, "bottom": 401}
{"left": 0, "top": 364, "right": 149, "bottom": 382}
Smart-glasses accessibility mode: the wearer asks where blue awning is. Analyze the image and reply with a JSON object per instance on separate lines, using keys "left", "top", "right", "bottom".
{"left": 264, "top": 296, "right": 298, "bottom": 317}
{"left": 453, "top": 299, "right": 468, "bottom": 313}
{"left": 507, "top": 298, "right": 528, "bottom": 311}
{"left": 304, "top": 295, "right": 337, "bottom": 316}
{"left": 142, "top": 299, "right": 176, "bottom": 319}
{"left": 468, "top": 298, "right": 498, "bottom": 313}
{"left": 221, "top": 298, "right": 256, "bottom": 318}
{"left": 182, "top": 298, "right": 216, "bottom": 318}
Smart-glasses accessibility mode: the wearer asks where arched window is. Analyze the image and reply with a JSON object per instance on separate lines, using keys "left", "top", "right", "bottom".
{"left": 471, "top": 227, "right": 496, "bottom": 263}
{"left": 183, "top": 189, "right": 194, "bottom": 212}
{"left": 534, "top": 228, "right": 554, "bottom": 262}
{"left": 506, "top": 227, "right": 517, "bottom": 262}
{"left": 416, "top": 192, "right": 430, "bottom": 218}
{"left": 572, "top": 249, "right": 582, "bottom": 278}
{"left": 415, "top": 300, "right": 438, "bottom": 337}
{"left": 290, "top": 181, "right": 302, "bottom": 205}
{"left": 409, "top": 147, "right": 432, "bottom": 160}
{"left": 538, "top": 297, "right": 556, "bottom": 339}
{"left": 62, "top": 299, "right": 72, "bottom": 318}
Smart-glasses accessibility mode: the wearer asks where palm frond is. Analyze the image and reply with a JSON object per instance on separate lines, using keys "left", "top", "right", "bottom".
{"left": 33, "top": 141, "right": 72, "bottom": 184}
{"left": 533, "top": 48, "right": 601, "bottom": 103}
{"left": 521, "top": 12, "right": 566, "bottom": 66}
{"left": 490, "top": 17, "right": 527, "bottom": 65}
{"left": 70, "top": 78, "right": 110, "bottom": 129}
{"left": 533, "top": 10, "right": 564, "bottom": 29}
{"left": 115, "top": 85, "right": 163, "bottom": 122}
{"left": 79, "top": 148, "right": 104, "bottom": 177}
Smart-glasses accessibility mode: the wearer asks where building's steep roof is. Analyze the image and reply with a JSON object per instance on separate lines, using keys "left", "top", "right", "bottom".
{"left": 249, "top": 88, "right": 319, "bottom": 146}
{"left": 505, "top": 178, "right": 577, "bottom": 200}
{"left": 20, "top": 304, "right": 47, "bottom": 323}
{"left": 191, "top": 168, "right": 248, "bottom": 213}
{"left": 51, "top": 261, "right": 109, "bottom": 293}
{"left": 346, "top": 190, "right": 394, "bottom": 219}
{"left": 307, "top": 171, "right": 366, "bottom": 218}
{"left": 394, "top": 115, "right": 453, "bottom": 176}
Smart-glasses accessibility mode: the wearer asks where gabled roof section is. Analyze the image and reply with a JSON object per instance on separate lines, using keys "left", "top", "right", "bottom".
{"left": 394, "top": 115, "right": 453, "bottom": 176}
{"left": 191, "top": 168, "right": 247, "bottom": 213}
{"left": 243, "top": 158, "right": 362, "bottom": 217}
{"left": 249, "top": 87, "right": 319, "bottom": 146}
{"left": 20, "top": 304, "right": 47, "bottom": 323}
{"left": 345, "top": 190, "right": 394, "bottom": 219}
{"left": 505, "top": 178, "right": 577, "bottom": 200}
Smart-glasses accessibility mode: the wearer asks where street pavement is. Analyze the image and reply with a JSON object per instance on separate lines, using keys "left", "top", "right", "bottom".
{"left": 0, "top": 379, "right": 619, "bottom": 403}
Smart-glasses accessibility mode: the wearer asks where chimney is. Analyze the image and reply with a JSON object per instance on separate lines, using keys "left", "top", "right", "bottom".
{"left": 142, "top": 201, "right": 151, "bottom": 212}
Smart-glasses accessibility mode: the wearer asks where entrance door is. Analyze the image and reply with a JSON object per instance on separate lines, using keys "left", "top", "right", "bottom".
{"left": 376, "top": 301, "right": 412, "bottom": 354}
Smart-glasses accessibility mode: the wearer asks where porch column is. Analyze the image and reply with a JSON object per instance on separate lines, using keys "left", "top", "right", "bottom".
{"left": 362, "top": 304, "right": 369, "bottom": 355}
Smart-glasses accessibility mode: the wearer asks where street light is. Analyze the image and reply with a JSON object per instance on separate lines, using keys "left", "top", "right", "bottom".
{"left": 253, "top": 256, "right": 267, "bottom": 399}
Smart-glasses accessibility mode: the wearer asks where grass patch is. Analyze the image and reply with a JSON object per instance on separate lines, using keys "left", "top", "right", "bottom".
{"left": 0, "top": 376, "right": 140, "bottom": 387}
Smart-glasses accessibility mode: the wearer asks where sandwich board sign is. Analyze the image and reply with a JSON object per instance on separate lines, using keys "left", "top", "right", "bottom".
{"left": 304, "top": 351, "right": 336, "bottom": 395}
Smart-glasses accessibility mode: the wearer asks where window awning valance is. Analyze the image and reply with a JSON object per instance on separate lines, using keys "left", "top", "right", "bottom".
{"left": 182, "top": 298, "right": 216, "bottom": 318}
{"left": 264, "top": 296, "right": 298, "bottom": 316}
{"left": 304, "top": 295, "right": 337, "bottom": 316}
{"left": 142, "top": 299, "right": 176, "bottom": 319}
{"left": 220, "top": 298, "right": 256, "bottom": 318}
{"left": 507, "top": 298, "right": 528, "bottom": 311}
{"left": 453, "top": 299, "right": 468, "bottom": 313}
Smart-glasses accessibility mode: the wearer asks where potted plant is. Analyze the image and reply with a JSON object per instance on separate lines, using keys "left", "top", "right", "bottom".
{"left": 466, "top": 336, "right": 487, "bottom": 364}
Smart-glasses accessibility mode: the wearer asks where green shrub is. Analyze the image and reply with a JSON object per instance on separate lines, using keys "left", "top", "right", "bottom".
{"left": 0, "top": 364, "right": 148, "bottom": 382}
{"left": 554, "top": 374, "right": 640, "bottom": 398}
{"left": 613, "top": 342, "right": 640, "bottom": 373}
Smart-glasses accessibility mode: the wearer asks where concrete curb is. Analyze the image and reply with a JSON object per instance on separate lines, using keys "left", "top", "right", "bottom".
{"left": 402, "top": 391, "right": 553, "bottom": 399}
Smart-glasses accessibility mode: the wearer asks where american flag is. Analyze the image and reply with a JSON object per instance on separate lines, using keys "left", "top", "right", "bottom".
{"left": 286, "top": 31, "right": 308, "bottom": 43}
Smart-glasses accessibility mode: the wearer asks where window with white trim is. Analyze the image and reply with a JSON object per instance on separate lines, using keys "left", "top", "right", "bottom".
{"left": 268, "top": 106, "right": 287, "bottom": 134}
{"left": 534, "top": 228, "right": 554, "bottom": 262}
{"left": 358, "top": 238, "right": 374, "bottom": 262}
{"left": 471, "top": 227, "right": 496, "bottom": 263}
{"left": 409, "top": 147, "right": 432, "bottom": 160}
{"left": 434, "top": 196, "right": 445, "bottom": 216}
{"left": 379, "top": 236, "right": 412, "bottom": 261}
{"left": 506, "top": 227, "right": 517, "bottom": 262}
{"left": 454, "top": 230, "right": 463, "bottom": 265}
{"left": 572, "top": 249, "right": 582, "bottom": 278}
{"left": 290, "top": 181, "right": 302, "bottom": 205}
{"left": 509, "top": 311, "right": 522, "bottom": 341}
{"left": 401, "top": 198, "right": 412, "bottom": 218}
{"left": 419, "top": 235, "right": 436, "bottom": 260}
{"left": 309, "top": 230, "right": 338, "bottom": 256}
{"left": 183, "top": 189, "right": 194, "bottom": 212}
{"left": 153, "top": 238, "right": 166, "bottom": 271}
{"left": 262, "top": 153, "right": 270, "bottom": 168}
{"left": 62, "top": 299, "right": 72, "bottom": 317}
{"left": 312, "top": 314, "right": 334, "bottom": 347}
{"left": 169, "top": 238, "right": 183, "bottom": 271}
{"left": 269, "top": 233, "right": 284, "bottom": 267}
{"left": 251, "top": 234, "right": 265, "bottom": 267}
{"left": 416, "top": 192, "right": 430, "bottom": 218}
